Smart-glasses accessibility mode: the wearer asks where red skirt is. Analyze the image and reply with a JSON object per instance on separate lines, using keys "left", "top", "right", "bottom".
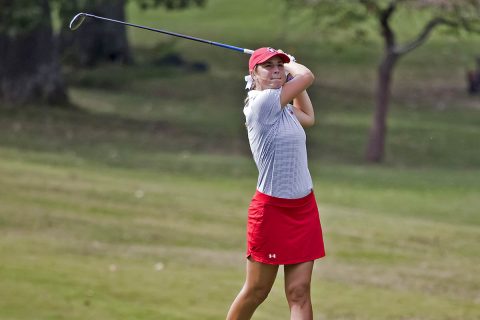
{"left": 246, "top": 190, "right": 325, "bottom": 265}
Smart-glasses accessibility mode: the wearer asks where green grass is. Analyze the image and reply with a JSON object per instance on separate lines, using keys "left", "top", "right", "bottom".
{"left": 1, "top": 147, "right": 479, "bottom": 319}
{"left": 1, "top": 0, "right": 480, "bottom": 319}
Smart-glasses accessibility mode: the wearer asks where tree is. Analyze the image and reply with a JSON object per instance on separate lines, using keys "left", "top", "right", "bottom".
{"left": 59, "top": 0, "right": 206, "bottom": 67}
{"left": 0, "top": 0, "right": 207, "bottom": 107}
{"left": 0, "top": 0, "right": 68, "bottom": 106}
{"left": 284, "top": 0, "right": 480, "bottom": 163}
{"left": 59, "top": 0, "right": 133, "bottom": 67}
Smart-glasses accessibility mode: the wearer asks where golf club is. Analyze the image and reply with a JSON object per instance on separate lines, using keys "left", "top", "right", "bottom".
{"left": 69, "top": 13, "right": 254, "bottom": 55}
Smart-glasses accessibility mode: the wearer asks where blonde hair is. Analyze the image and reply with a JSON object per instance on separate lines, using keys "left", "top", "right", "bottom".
{"left": 244, "top": 68, "right": 257, "bottom": 107}
{"left": 244, "top": 83, "right": 257, "bottom": 107}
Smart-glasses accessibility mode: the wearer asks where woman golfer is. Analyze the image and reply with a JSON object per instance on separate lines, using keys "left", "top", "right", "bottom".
{"left": 226, "top": 47, "right": 325, "bottom": 320}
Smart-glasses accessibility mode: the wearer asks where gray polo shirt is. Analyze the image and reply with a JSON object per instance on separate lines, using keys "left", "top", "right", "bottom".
{"left": 244, "top": 88, "right": 313, "bottom": 199}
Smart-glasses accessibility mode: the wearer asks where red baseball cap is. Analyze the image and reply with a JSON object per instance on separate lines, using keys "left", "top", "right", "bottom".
{"left": 249, "top": 47, "right": 290, "bottom": 72}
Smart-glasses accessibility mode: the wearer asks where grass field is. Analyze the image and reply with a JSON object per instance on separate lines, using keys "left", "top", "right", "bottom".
{"left": 1, "top": 0, "right": 480, "bottom": 319}
{"left": 1, "top": 147, "right": 479, "bottom": 319}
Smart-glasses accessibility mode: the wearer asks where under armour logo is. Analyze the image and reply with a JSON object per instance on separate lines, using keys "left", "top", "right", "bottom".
{"left": 268, "top": 253, "right": 276, "bottom": 259}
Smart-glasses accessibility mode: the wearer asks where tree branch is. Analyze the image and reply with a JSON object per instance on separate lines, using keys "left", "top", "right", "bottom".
{"left": 394, "top": 17, "right": 459, "bottom": 55}
{"left": 379, "top": 0, "right": 401, "bottom": 51}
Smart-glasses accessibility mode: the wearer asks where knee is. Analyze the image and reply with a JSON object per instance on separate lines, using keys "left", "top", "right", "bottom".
{"left": 286, "top": 283, "right": 311, "bottom": 305}
{"left": 244, "top": 284, "right": 271, "bottom": 305}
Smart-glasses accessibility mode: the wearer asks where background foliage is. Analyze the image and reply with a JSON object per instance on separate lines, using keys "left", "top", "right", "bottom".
{"left": 0, "top": 0, "right": 479, "bottom": 319}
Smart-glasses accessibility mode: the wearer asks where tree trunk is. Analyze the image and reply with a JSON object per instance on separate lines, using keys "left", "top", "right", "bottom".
{"left": 60, "top": 0, "right": 133, "bottom": 67}
{"left": 365, "top": 52, "right": 398, "bottom": 162}
{"left": 0, "top": 0, "right": 68, "bottom": 107}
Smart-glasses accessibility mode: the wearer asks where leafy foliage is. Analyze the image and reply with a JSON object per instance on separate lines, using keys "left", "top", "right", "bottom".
{"left": 57, "top": 0, "right": 207, "bottom": 33}
{"left": 0, "top": 1, "right": 47, "bottom": 35}
{"left": 135, "top": 0, "right": 206, "bottom": 10}
{"left": 284, "top": 0, "right": 480, "bottom": 39}
{"left": 0, "top": 0, "right": 207, "bottom": 35}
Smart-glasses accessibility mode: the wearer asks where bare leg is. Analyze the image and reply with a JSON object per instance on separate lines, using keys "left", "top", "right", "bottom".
{"left": 284, "top": 261, "right": 314, "bottom": 320}
{"left": 226, "top": 258, "right": 279, "bottom": 320}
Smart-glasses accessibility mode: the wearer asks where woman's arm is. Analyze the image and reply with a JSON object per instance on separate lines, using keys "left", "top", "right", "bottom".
{"left": 280, "top": 61, "right": 314, "bottom": 107}
{"left": 292, "top": 90, "right": 315, "bottom": 127}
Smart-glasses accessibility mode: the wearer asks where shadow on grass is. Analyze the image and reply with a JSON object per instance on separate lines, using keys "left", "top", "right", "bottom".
{"left": 0, "top": 104, "right": 253, "bottom": 176}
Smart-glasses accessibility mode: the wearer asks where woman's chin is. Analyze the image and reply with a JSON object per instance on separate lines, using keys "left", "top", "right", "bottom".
{"left": 269, "top": 82, "right": 283, "bottom": 89}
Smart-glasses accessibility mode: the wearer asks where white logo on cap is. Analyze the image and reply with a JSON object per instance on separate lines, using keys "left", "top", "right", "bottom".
{"left": 268, "top": 253, "right": 276, "bottom": 259}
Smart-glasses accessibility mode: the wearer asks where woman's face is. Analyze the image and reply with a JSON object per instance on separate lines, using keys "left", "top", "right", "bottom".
{"left": 252, "top": 56, "right": 286, "bottom": 90}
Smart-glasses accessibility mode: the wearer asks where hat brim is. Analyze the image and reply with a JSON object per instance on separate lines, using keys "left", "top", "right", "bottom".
{"left": 250, "top": 52, "right": 290, "bottom": 71}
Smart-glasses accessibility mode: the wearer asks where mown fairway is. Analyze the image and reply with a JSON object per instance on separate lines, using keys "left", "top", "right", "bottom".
{"left": 1, "top": 0, "right": 480, "bottom": 319}
{"left": 1, "top": 146, "right": 479, "bottom": 320}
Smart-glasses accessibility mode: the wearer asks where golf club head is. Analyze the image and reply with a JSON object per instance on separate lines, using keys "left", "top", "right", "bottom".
{"left": 69, "top": 13, "right": 86, "bottom": 30}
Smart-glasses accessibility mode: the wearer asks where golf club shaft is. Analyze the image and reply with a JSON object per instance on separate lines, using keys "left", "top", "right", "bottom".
{"left": 72, "top": 13, "right": 254, "bottom": 55}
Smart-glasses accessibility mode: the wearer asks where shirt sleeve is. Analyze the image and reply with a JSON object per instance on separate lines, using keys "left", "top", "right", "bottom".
{"left": 248, "top": 89, "right": 282, "bottom": 125}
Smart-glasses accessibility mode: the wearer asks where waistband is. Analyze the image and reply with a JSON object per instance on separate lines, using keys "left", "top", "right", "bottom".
{"left": 253, "top": 189, "right": 314, "bottom": 207}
